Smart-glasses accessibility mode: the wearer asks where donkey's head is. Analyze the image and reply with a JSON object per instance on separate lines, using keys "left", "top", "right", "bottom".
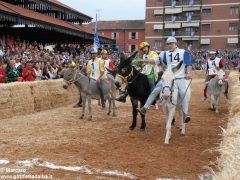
{"left": 63, "top": 67, "right": 77, "bottom": 89}
{"left": 216, "top": 69, "right": 225, "bottom": 86}
{"left": 161, "top": 61, "right": 183, "bottom": 98}
{"left": 115, "top": 51, "right": 138, "bottom": 88}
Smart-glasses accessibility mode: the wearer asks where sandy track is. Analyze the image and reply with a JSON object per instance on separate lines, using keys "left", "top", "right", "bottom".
{"left": 0, "top": 78, "right": 228, "bottom": 179}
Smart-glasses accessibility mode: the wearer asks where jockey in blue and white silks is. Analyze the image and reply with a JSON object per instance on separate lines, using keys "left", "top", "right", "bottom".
{"left": 137, "top": 36, "right": 192, "bottom": 123}
{"left": 160, "top": 37, "right": 192, "bottom": 123}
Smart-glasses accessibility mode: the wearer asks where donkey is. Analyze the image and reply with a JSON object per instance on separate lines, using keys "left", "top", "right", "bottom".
{"left": 115, "top": 51, "right": 151, "bottom": 131}
{"left": 63, "top": 67, "right": 116, "bottom": 120}
{"left": 160, "top": 61, "right": 191, "bottom": 144}
{"left": 207, "top": 69, "right": 226, "bottom": 113}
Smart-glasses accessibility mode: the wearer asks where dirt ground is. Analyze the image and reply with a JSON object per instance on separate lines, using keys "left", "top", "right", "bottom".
{"left": 0, "top": 78, "right": 228, "bottom": 180}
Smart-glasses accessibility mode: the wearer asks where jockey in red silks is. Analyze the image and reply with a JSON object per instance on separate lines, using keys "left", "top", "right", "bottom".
{"left": 203, "top": 50, "right": 228, "bottom": 100}
{"left": 100, "top": 49, "right": 115, "bottom": 72}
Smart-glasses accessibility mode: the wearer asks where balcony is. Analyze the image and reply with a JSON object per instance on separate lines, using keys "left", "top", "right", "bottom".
{"left": 182, "top": 0, "right": 201, "bottom": 6}
{"left": 165, "top": 1, "right": 182, "bottom": 7}
{"left": 164, "top": 31, "right": 182, "bottom": 36}
{"left": 182, "top": 16, "right": 200, "bottom": 21}
{"left": 165, "top": 22, "right": 181, "bottom": 29}
{"left": 183, "top": 31, "right": 199, "bottom": 36}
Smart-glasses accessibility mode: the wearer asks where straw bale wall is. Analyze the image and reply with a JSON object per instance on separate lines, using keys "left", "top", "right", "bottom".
{"left": 0, "top": 79, "right": 78, "bottom": 120}
{"left": 214, "top": 71, "right": 240, "bottom": 179}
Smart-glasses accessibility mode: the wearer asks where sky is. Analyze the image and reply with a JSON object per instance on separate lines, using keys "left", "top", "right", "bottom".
{"left": 58, "top": 0, "right": 145, "bottom": 21}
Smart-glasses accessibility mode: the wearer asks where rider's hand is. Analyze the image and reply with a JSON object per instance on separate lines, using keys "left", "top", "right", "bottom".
{"left": 185, "top": 73, "right": 192, "bottom": 80}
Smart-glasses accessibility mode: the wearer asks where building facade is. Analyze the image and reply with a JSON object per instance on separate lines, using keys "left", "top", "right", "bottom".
{"left": 87, "top": 20, "right": 145, "bottom": 52}
{"left": 145, "top": 0, "right": 240, "bottom": 50}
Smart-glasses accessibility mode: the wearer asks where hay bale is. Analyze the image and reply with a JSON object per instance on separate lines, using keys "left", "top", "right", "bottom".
{"left": 0, "top": 84, "right": 13, "bottom": 119}
{"left": 214, "top": 71, "right": 240, "bottom": 179}
{"left": 0, "top": 79, "right": 78, "bottom": 120}
{"left": 11, "top": 82, "right": 35, "bottom": 116}
{"left": 32, "top": 81, "right": 52, "bottom": 112}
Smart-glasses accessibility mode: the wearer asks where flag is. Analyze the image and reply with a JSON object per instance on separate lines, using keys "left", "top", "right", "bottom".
{"left": 94, "top": 14, "right": 100, "bottom": 49}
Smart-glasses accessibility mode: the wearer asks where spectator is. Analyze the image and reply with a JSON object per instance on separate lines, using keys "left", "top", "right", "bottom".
{"left": 6, "top": 59, "right": 20, "bottom": 83}
{"left": 33, "top": 61, "right": 42, "bottom": 81}
{"left": 22, "top": 61, "right": 36, "bottom": 81}
{"left": 0, "top": 58, "right": 6, "bottom": 83}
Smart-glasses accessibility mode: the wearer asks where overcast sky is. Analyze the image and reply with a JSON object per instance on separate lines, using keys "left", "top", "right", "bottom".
{"left": 58, "top": 0, "right": 145, "bottom": 21}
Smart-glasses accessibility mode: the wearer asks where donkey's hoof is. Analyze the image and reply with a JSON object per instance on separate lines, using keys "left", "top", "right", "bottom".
{"left": 180, "top": 133, "right": 185, "bottom": 136}
{"left": 80, "top": 115, "right": 84, "bottom": 119}
{"left": 129, "top": 126, "right": 136, "bottom": 130}
{"left": 88, "top": 116, "right": 92, "bottom": 121}
{"left": 107, "top": 112, "right": 110, "bottom": 116}
{"left": 139, "top": 128, "right": 145, "bottom": 132}
{"left": 112, "top": 113, "right": 116, "bottom": 117}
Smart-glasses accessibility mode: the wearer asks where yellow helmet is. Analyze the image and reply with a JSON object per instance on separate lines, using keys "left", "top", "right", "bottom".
{"left": 139, "top": 41, "right": 150, "bottom": 49}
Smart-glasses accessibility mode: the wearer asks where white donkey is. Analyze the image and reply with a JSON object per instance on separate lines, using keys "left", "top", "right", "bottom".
{"left": 207, "top": 69, "right": 226, "bottom": 113}
{"left": 160, "top": 61, "right": 191, "bottom": 144}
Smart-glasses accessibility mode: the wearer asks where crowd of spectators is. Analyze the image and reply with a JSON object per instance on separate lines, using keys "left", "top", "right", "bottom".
{"left": 0, "top": 35, "right": 120, "bottom": 84}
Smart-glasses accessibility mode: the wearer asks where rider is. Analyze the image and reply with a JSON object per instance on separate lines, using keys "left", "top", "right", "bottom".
{"left": 101, "top": 49, "right": 115, "bottom": 72}
{"left": 203, "top": 50, "right": 228, "bottom": 100}
{"left": 87, "top": 47, "right": 106, "bottom": 108}
{"left": 137, "top": 36, "right": 192, "bottom": 123}
{"left": 115, "top": 41, "right": 158, "bottom": 102}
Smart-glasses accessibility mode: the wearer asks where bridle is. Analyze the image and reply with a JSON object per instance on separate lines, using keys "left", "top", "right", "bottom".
{"left": 116, "top": 67, "right": 134, "bottom": 83}
{"left": 64, "top": 69, "right": 82, "bottom": 85}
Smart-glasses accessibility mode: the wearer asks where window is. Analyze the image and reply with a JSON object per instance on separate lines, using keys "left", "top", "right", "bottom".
{"left": 155, "top": 40, "right": 162, "bottom": 48}
{"left": 229, "top": 23, "right": 238, "bottom": 31}
{"left": 129, "top": 32, "right": 138, "bottom": 40}
{"left": 230, "top": 7, "right": 239, "bottom": 15}
{"left": 202, "top": 8, "right": 211, "bottom": 16}
{"left": 202, "top": 24, "right": 210, "bottom": 31}
{"left": 111, "top": 32, "right": 118, "bottom": 40}
{"left": 129, "top": 45, "right": 137, "bottom": 52}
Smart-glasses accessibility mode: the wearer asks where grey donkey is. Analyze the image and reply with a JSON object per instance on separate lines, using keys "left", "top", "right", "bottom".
{"left": 63, "top": 67, "right": 116, "bottom": 120}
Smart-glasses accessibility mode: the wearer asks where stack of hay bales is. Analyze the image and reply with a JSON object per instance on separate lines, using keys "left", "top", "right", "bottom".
{"left": 0, "top": 79, "right": 78, "bottom": 120}
{"left": 214, "top": 71, "right": 240, "bottom": 179}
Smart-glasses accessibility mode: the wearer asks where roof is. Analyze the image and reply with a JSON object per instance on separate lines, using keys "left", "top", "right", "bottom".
{"left": 0, "top": 1, "right": 112, "bottom": 42}
{"left": 47, "top": 0, "right": 92, "bottom": 21}
{"left": 86, "top": 20, "right": 145, "bottom": 30}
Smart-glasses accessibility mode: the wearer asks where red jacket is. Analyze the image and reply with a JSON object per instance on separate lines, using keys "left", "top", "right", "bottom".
{"left": 0, "top": 67, "right": 6, "bottom": 83}
{"left": 22, "top": 66, "right": 36, "bottom": 81}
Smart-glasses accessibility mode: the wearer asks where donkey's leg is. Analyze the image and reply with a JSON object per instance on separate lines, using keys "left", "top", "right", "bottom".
{"left": 87, "top": 96, "right": 92, "bottom": 120}
{"left": 215, "top": 95, "right": 220, "bottom": 113}
{"left": 165, "top": 108, "right": 175, "bottom": 144}
{"left": 129, "top": 98, "right": 138, "bottom": 130}
{"left": 111, "top": 91, "right": 116, "bottom": 117}
{"left": 80, "top": 94, "right": 86, "bottom": 119}
{"left": 107, "top": 95, "right": 111, "bottom": 115}
{"left": 179, "top": 110, "right": 185, "bottom": 136}
{"left": 140, "top": 100, "right": 146, "bottom": 131}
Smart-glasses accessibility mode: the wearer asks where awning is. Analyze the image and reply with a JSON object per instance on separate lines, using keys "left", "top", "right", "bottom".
{"left": 200, "top": 38, "right": 210, "bottom": 44}
{"left": 227, "top": 38, "right": 238, "bottom": 44}
{"left": 0, "top": 1, "right": 113, "bottom": 44}
{"left": 164, "top": 22, "right": 181, "bottom": 29}
{"left": 165, "top": 7, "right": 182, "bottom": 14}
{"left": 153, "top": 24, "right": 163, "bottom": 30}
{"left": 182, "top": 6, "right": 201, "bottom": 11}
{"left": 154, "top": 9, "right": 164, "bottom": 15}
{"left": 182, "top": 22, "right": 200, "bottom": 27}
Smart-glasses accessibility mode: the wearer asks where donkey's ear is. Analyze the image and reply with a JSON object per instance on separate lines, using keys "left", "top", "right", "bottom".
{"left": 172, "top": 60, "right": 184, "bottom": 73}
{"left": 120, "top": 52, "right": 126, "bottom": 63}
{"left": 127, "top": 51, "right": 138, "bottom": 63}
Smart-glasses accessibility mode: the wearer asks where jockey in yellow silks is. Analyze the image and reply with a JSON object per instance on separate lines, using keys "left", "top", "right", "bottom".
{"left": 87, "top": 47, "right": 106, "bottom": 108}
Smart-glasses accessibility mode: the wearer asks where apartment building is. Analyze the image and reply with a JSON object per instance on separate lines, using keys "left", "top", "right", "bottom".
{"left": 145, "top": 0, "right": 240, "bottom": 50}
{"left": 87, "top": 20, "right": 145, "bottom": 52}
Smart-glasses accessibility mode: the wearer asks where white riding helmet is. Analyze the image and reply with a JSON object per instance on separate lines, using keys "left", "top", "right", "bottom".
{"left": 166, "top": 36, "right": 177, "bottom": 44}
